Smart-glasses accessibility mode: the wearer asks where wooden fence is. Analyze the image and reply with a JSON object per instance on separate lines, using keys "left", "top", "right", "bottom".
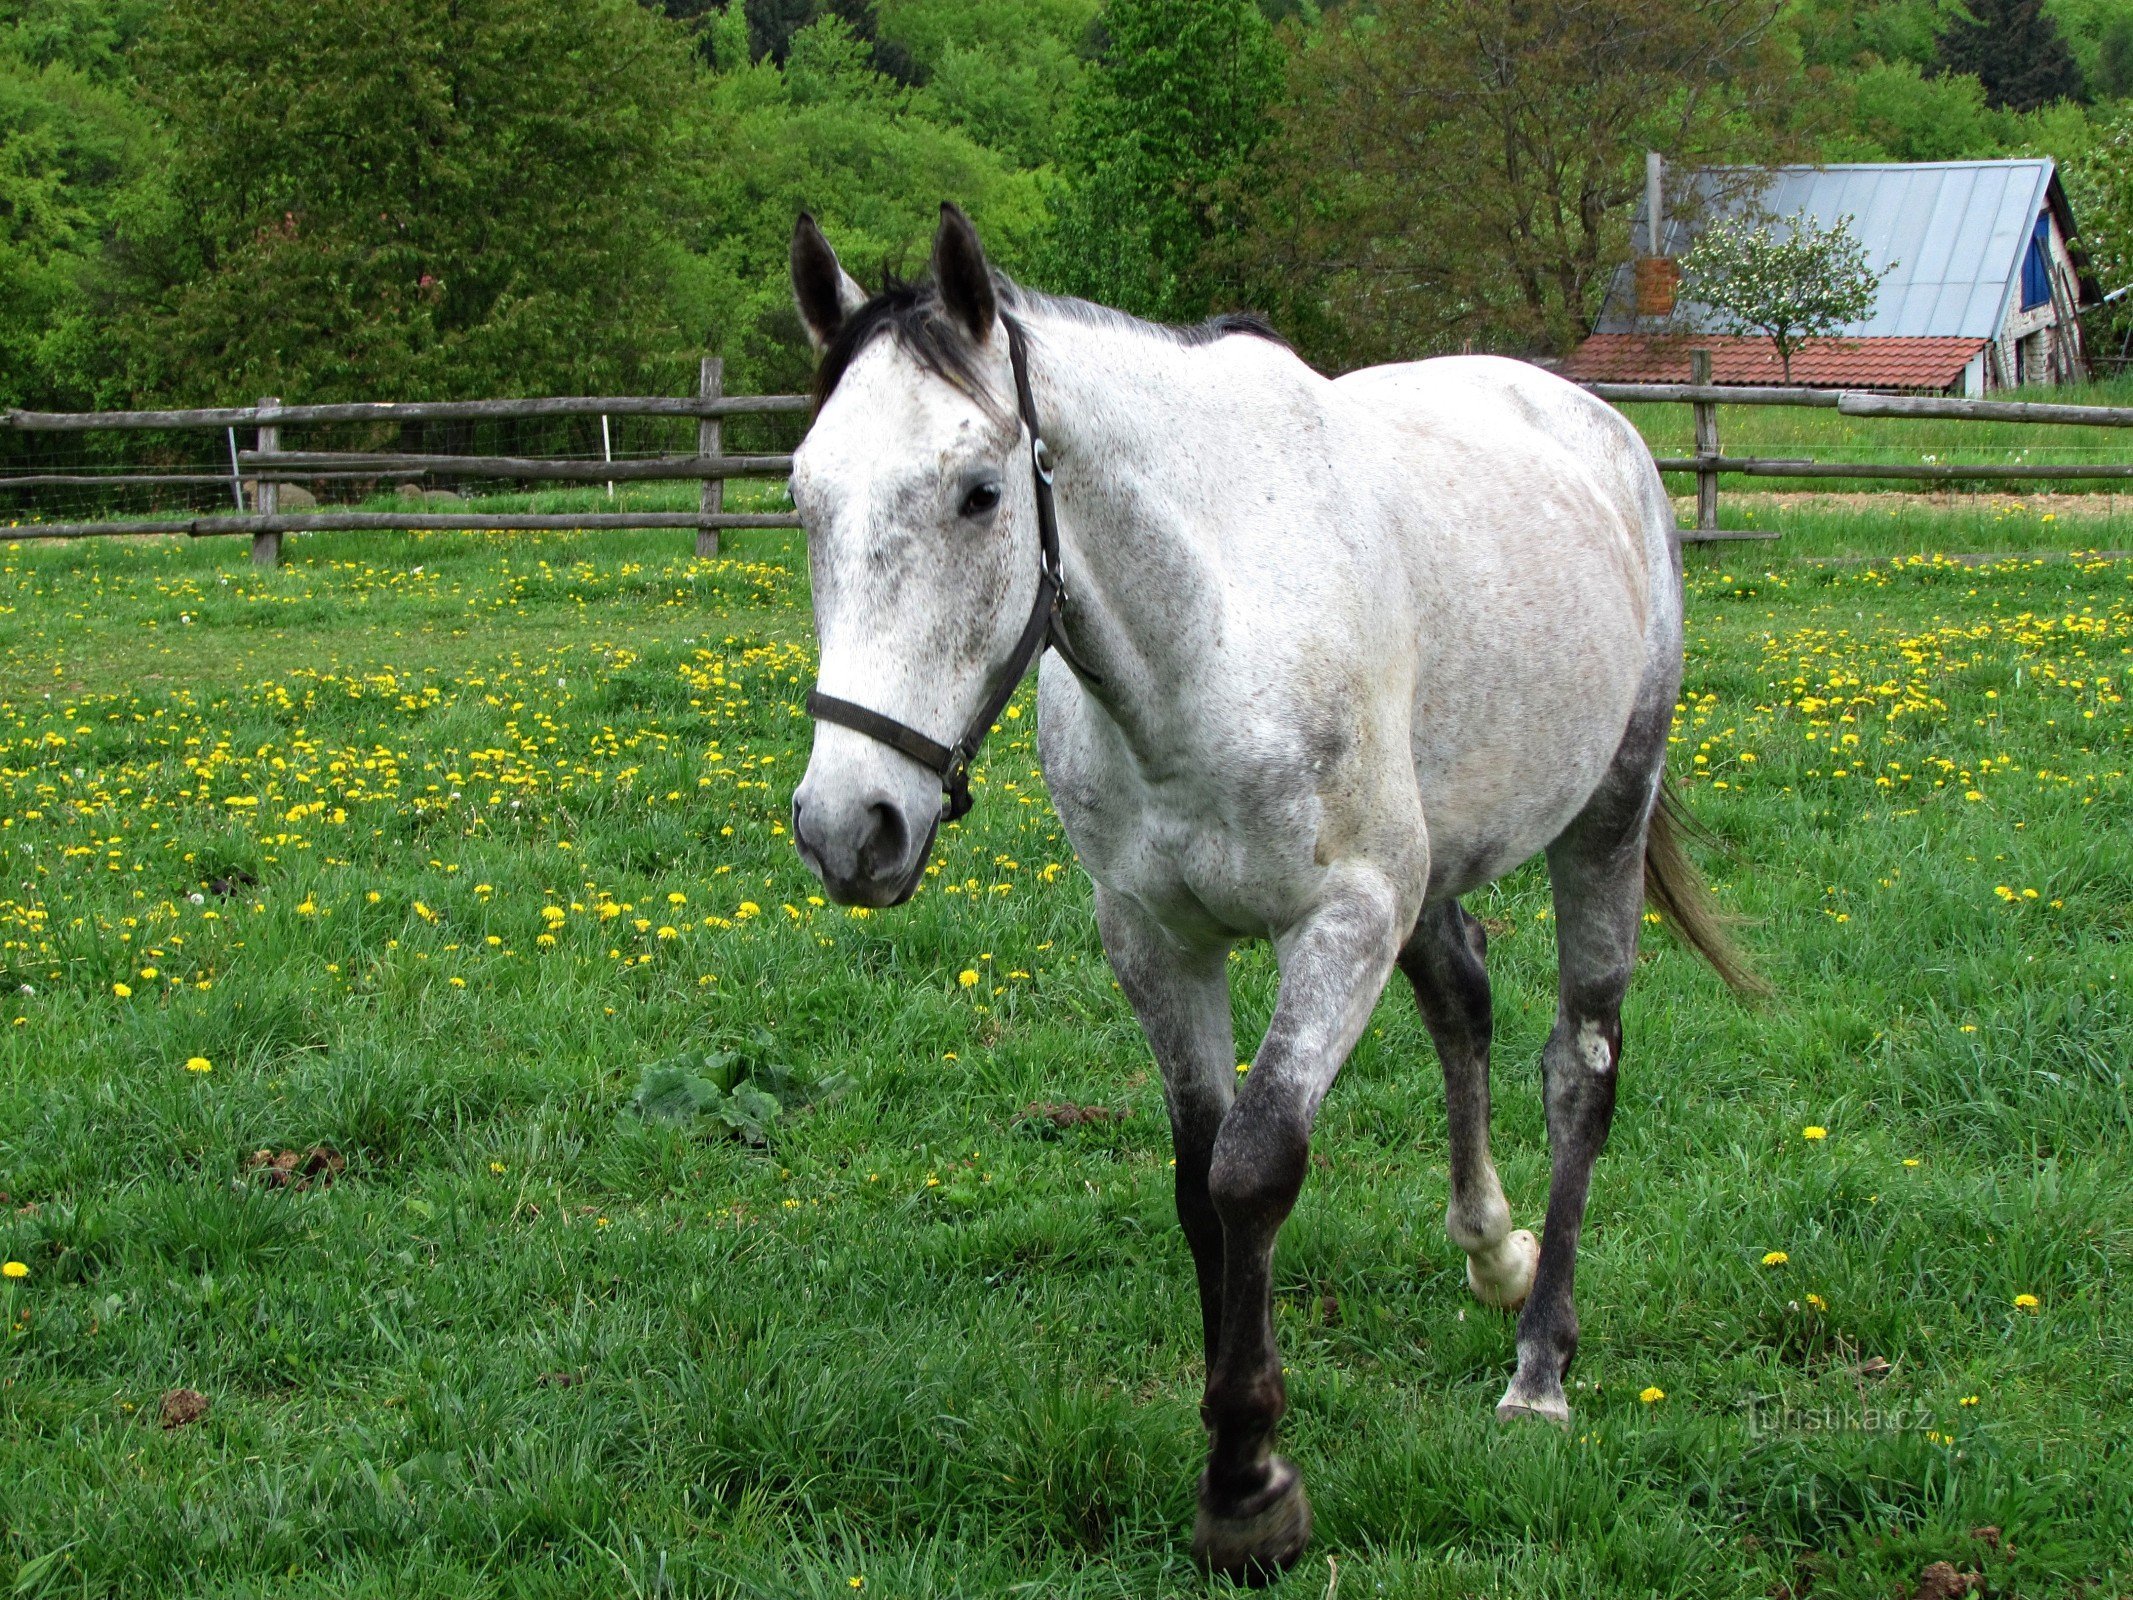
{"left": 9, "top": 347, "right": 2133, "bottom": 557}
{"left": 1591, "top": 347, "right": 2133, "bottom": 542}
{"left": 2, "top": 360, "right": 809, "bottom": 564}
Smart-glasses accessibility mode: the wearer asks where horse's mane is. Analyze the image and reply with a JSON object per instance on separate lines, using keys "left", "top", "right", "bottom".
{"left": 811, "top": 274, "right": 1287, "bottom": 411}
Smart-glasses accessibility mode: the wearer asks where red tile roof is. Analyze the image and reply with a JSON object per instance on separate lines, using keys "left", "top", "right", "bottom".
{"left": 1562, "top": 334, "right": 1986, "bottom": 391}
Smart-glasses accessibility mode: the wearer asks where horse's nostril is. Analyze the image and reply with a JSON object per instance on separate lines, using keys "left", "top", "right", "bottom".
{"left": 857, "top": 800, "right": 910, "bottom": 879}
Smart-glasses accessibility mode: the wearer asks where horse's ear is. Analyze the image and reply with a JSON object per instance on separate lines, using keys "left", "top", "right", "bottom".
{"left": 792, "top": 213, "right": 867, "bottom": 352}
{"left": 932, "top": 202, "right": 996, "bottom": 344}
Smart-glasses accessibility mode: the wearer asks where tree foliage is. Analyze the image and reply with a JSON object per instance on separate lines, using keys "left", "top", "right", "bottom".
{"left": 1936, "top": 0, "right": 2085, "bottom": 111}
{"left": 1038, "top": 0, "right": 1282, "bottom": 323}
{"left": 0, "top": 0, "right": 163, "bottom": 409}
{"left": 2, "top": 0, "right": 2129, "bottom": 413}
{"left": 2063, "top": 106, "right": 2133, "bottom": 358}
{"left": 115, "top": 0, "right": 693, "bottom": 404}
{"left": 1234, "top": 0, "right": 1807, "bottom": 367}
{"left": 1679, "top": 210, "right": 1892, "bottom": 378}
{"left": 1826, "top": 57, "right": 2007, "bottom": 160}
{"left": 668, "top": 13, "right": 1043, "bottom": 397}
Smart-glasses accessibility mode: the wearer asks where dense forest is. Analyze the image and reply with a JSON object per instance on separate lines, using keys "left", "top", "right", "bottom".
{"left": 4, "top": 0, "right": 2132, "bottom": 409}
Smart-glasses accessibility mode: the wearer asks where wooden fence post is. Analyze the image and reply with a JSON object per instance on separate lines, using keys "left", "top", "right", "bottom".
{"left": 697, "top": 357, "right": 723, "bottom": 559}
{"left": 251, "top": 396, "right": 281, "bottom": 568}
{"left": 1690, "top": 350, "right": 1719, "bottom": 535}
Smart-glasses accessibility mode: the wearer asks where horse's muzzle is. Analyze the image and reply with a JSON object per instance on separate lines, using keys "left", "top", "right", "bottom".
{"left": 790, "top": 788, "right": 937, "bottom": 908}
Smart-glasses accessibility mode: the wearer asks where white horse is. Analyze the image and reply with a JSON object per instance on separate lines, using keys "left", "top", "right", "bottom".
{"left": 786, "top": 205, "right": 1758, "bottom": 1582}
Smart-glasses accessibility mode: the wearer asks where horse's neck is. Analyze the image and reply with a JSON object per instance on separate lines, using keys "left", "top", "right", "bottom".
{"left": 1025, "top": 311, "right": 1259, "bottom": 736}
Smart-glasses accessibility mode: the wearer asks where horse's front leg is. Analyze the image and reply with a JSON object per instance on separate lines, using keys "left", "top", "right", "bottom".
{"left": 1093, "top": 886, "right": 1236, "bottom": 1367}
{"left": 1194, "top": 865, "right": 1408, "bottom": 1583}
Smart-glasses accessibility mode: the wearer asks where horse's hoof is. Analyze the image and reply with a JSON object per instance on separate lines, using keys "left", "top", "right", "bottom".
{"left": 1494, "top": 1376, "right": 1571, "bottom": 1427}
{"left": 1466, "top": 1228, "right": 1539, "bottom": 1311}
{"left": 1192, "top": 1457, "right": 1312, "bottom": 1585}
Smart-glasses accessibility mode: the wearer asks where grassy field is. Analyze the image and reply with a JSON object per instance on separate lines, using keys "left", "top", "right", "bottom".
{"left": 1, "top": 509, "right": 2128, "bottom": 1598}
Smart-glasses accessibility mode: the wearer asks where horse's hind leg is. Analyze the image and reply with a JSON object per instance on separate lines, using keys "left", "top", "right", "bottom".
{"left": 1497, "top": 755, "right": 1658, "bottom": 1425}
{"left": 1398, "top": 902, "right": 1538, "bottom": 1309}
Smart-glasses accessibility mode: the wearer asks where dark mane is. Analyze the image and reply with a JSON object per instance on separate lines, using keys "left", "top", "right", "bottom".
{"left": 811, "top": 275, "right": 1290, "bottom": 411}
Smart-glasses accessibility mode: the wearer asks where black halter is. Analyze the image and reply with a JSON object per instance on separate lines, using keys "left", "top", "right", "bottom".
{"left": 804, "top": 312, "right": 1096, "bottom": 822}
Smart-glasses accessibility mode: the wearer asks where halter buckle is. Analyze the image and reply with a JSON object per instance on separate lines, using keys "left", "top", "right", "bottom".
{"left": 1031, "top": 436, "right": 1055, "bottom": 485}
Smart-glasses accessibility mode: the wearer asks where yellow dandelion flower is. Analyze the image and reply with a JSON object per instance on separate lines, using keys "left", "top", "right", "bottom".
{"left": 2, "top": 1261, "right": 26, "bottom": 1280}
{"left": 1761, "top": 1251, "right": 1789, "bottom": 1266}
{"left": 1959, "top": 1395, "right": 1979, "bottom": 1406}
{"left": 489, "top": 1162, "right": 507, "bottom": 1175}
{"left": 185, "top": 1057, "right": 212, "bottom": 1073}
{"left": 2014, "top": 1293, "right": 2039, "bottom": 1310}
{"left": 112, "top": 982, "right": 132, "bottom": 998}
{"left": 957, "top": 969, "right": 979, "bottom": 988}
{"left": 1639, "top": 1386, "right": 1665, "bottom": 1404}
{"left": 1802, "top": 1125, "right": 1828, "bottom": 1141}
{"left": 1806, "top": 1293, "right": 1828, "bottom": 1311}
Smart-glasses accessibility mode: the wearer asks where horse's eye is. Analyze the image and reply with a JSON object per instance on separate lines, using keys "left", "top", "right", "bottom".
{"left": 959, "top": 482, "right": 1001, "bottom": 518}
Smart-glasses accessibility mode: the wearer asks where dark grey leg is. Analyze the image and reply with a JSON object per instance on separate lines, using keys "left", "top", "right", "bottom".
{"left": 1193, "top": 868, "right": 1405, "bottom": 1582}
{"left": 1497, "top": 792, "right": 1651, "bottom": 1424}
{"left": 1092, "top": 886, "right": 1235, "bottom": 1367}
{"left": 1398, "top": 901, "right": 1537, "bottom": 1309}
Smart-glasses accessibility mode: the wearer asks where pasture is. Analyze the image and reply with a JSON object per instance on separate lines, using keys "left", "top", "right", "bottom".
{"left": 1, "top": 507, "right": 2128, "bottom": 1596}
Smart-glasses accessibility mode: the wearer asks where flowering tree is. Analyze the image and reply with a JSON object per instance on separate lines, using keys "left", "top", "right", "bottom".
{"left": 1680, "top": 212, "right": 1892, "bottom": 381}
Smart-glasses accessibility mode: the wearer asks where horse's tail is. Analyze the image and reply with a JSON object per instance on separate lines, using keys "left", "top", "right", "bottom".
{"left": 1644, "top": 780, "right": 1770, "bottom": 997}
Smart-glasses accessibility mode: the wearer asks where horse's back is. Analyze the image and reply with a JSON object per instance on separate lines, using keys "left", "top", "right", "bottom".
{"left": 1335, "top": 355, "right": 1675, "bottom": 602}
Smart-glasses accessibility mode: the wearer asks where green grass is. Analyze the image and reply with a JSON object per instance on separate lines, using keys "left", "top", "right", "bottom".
{"left": 1, "top": 511, "right": 2128, "bottom": 1597}
{"left": 1690, "top": 492, "right": 2133, "bottom": 559}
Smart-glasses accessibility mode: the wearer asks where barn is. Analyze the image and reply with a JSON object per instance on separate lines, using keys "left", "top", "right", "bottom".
{"left": 1564, "top": 158, "right": 2102, "bottom": 395}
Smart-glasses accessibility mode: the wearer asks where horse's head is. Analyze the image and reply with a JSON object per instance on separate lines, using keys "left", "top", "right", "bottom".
{"left": 786, "top": 205, "right": 1044, "bottom": 907}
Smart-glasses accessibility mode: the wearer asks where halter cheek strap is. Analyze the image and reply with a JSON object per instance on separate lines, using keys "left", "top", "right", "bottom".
{"left": 805, "top": 311, "right": 1098, "bottom": 823}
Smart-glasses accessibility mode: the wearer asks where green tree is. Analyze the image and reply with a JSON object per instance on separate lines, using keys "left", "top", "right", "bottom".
{"left": 1826, "top": 57, "right": 2007, "bottom": 159}
{"left": 0, "top": 38, "right": 162, "bottom": 410}
{"left": 1237, "top": 0, "right": 1808, "bottom": 367}
{"left": 880, "top": 0, "right": 1098, "bottom": 167}
{"left": 1037, "top": 0, "right": 1283, "bottom": 322}
{"left": 1679, "top": 210, "right": 1892, "bottom": 379}
{"left": 1781, "top": 0, "right": 1962, "bottom": 70}
{"left": 2062, "top": 106, "right": 2133, "bottom": 360}
{"left": 2097, "top": 13, "right": 2133, "bottom": 98}
{"left": 113, "top": 0, "right": 693, "bottom": 404}
{"left": 1937, "top": 0, "right": 2084, "bottom": 111}
{"left": 666, "top": 13, "right": 1044, "bottom": 395}
{"left": 2, "top": 0, "right": 163, "bottom": 80}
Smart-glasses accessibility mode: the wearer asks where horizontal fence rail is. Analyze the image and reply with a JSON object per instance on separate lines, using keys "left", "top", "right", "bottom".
{"left": 1583, "top": 355, "right": 2133, "bottom": 541}
{"left": 2, "top": 512, "right": 803, "bottom": 543}
{"left": 1650, "top": 456, "right": 2133, "bottom": 480}
{"left": 3, "top": 373, "right": 811, "bottom": 561}
{"left": 2, "top": 394, "right": 812, "bottom": 431}
{"left": 233, "top": 450, "right": 794, "bottom": 483}
{"left": 1588, "top": 381, "right": 2133, "bottom": 426}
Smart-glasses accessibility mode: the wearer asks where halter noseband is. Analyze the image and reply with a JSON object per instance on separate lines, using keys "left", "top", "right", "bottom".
{"left": 804, "top": 312, "right": 1096, "bottom": 823}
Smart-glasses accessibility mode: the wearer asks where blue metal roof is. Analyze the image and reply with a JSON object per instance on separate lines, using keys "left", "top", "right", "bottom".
{"left": 1598, "top": 159, "right": 2061, "bottom": 339}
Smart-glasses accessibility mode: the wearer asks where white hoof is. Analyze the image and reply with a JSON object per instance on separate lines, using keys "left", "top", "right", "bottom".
{"left": 1465, "top": 1228, "right": 1539, "bottom": 1311}
{"left": 1495, "top": 1378, "right": 1571, "bottom": 1427}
